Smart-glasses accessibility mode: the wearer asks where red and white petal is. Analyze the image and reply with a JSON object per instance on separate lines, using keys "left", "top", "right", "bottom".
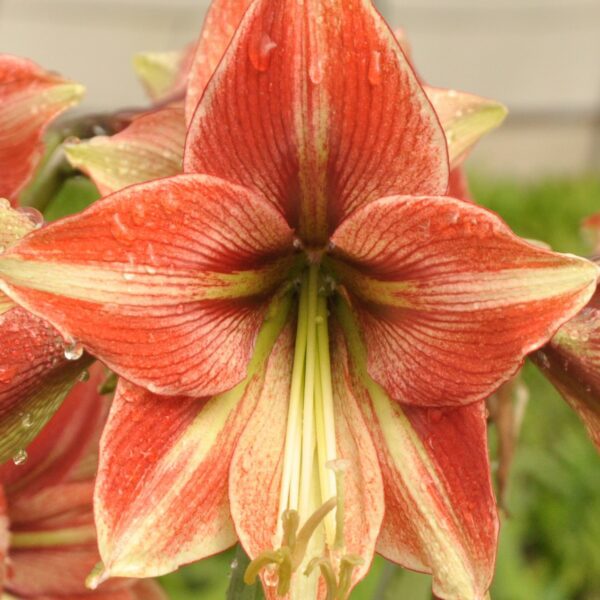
{"left": 0, "top": 175, "right": 295, "bottom": 397}
{"left": 184, "top": 0, "right": 448, "bottom": 243}
{"left": 230, "top": 324, "right": 384, "bottom": 599}
{"left": 329, "top": 195, "right": 599, "bottom": 408}
{"left": 0, "top": 307, "right": 89, "bottom": 465}
{"left": 93, "top": 370, "right": 273, "bottom": 579}
{"left": 533, "top": 291, "right": 600, "bottom": 448}
{"left": 369, "top": 399, "right": 497, "bottom": 599}
{"left": 65, "top": 107, "right": 186, "bottom": 195}
{"left": 335, "top": 310, "right": 497, "bottom": 600}
{"left": 185, "top": 0, "right": 253, "bottom": 123}
{"left": 425, "top": 86, "right": 507, "bottom": 168}
{"left": 0, "top": 365, "right": 104, "bottom": 496}
{"left": 134, "top": 46, "right": 195, "bottom": 104}
{"left": 0, "top": 55, "right": 84, "bottom": 203}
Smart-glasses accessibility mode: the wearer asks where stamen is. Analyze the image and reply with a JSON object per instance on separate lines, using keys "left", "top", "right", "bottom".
{"left": 291, "top": 497, "right": 337, "bottom": 569}
{"left": 244, "top": 550, "right": 285, "bottom": 586}
{"left": 305, "top": 557, "right": 337, "bottom": 600}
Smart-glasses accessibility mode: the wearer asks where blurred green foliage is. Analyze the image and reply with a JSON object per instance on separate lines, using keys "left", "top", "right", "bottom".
{"left": 46, "top": 173, "right": 600, "bottom": 599}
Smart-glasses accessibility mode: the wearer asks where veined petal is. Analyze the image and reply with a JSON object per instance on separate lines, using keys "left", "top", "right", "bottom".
{"left": 133, "top": 46, "right": 195, "bottom": 103}
{"left": 0, "top": 307, "right": 90, "bottom": 465}
{"left": 335, "top": 301, "right": 498, "bottom": 600}
{"left": 0, "top": 365, "right": 104, "bottom": 495}
{"left": 65, "top": 107, "right": 186, "bottom": 195}
{"left": 0, "top": 175, "right": 296, "bottom": 397}
{"left": 184, "top": 0, "right": 448, "bottom": 243}
{"left": 533, "top": 290, "right": 600, "bottom": 448}
{"left": 328, "top": 195, "right": 599, "bottom": 408}
{"left": 0, "top": 55, "right": 84, "bottom": 203}
{"left": 185, "top": 0, "right": 253, "bottom": 123}
{"left": 93, "top": 295, "right": 291, "bottom": 579}
{"left": 425, "top": 86, "right": 507, "bottom": 167}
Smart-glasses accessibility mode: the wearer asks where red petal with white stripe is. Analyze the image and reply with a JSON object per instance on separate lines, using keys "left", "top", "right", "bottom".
{"left": 330, "top": 195, "right": 598, "bottom": 407}
{"left": 184, "top": 0, "right": 448, "bottom": 244}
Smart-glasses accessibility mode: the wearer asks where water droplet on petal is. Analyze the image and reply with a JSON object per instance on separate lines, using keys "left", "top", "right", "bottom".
{"left": 249, "top": 33, "right": 278, "bottom": 72}
{"left": 64, "top": 340, "right": 84, "bottom": 361}
{"left": 12, "top": 449, "right": 28, "bottom": 466}
{"left": 309, "top": 57, "right": 324, "bottom": 84}
{"left": 20, "top": 413, "right": 33, "bottom": 429}
{"left": 18, "top": 207, "right": 44, "bottom": 229}
{"left": 78, "top": 369, "right": 90, "bottom": 382}
{"left": 368, "top": 50, "right": 382, "bottom": 86}
{"left": 111, "top": 213, "right": 134, "bottom": 242}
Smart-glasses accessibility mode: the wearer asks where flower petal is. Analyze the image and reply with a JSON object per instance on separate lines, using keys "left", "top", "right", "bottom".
{"left": 0, "top": 55, "right": 84, "bottom": 203}
{"left": 0, "top": 175, "right": 295, "bottom": 397}
{"left": 0, "top": 307, "right": 90, "bottom": 465}
{"left": 533, "top": 291, "right": 600, "bottom": 448}
{"left": 133, "top": 47, "right": 195, "bottom": 104}
{"left": 65, "top": 107, "right": 186, "bottom": 195}
{"left": 185, "top": 0, "right": 253, "bottom": 123}
{"left": 35, "top": 581, "right": 167, "bottom": 600}
{"left": 0, "top": 365, "right": 104, "bottom": 495}
{"left": 335, "top": 301, "right": 498, "bottom": 600}
{"left": 425, "top": 86, "right": 507, "bottom": 168}
{"left": 184, "top": 0, "right": 448, "bottom": 243}
{"left": 329, "top": 195, "right": 599, "bottom": 408}
{"left": 448, "top": 168, "right": 473, "bottom": 203}
{"left": 94, "top": 297, "right": 291, "bottom": 579}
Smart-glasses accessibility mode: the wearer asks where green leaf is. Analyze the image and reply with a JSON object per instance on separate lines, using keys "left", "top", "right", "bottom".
{"left": 227, "top": 545, "right": 265, "bottom": 600}
{"left": 43, "top": 175, "right": 101, "bottom": 222}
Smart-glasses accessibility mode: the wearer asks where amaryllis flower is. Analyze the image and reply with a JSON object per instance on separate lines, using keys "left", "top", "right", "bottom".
{"left": 0, "top": 367, "right": 166, "bottom": 600}
{"left": 0, "top": 1, "right": 597, "bottom": 599}
{"left": 0, "top": 55, "right": 84, "bottom": 204}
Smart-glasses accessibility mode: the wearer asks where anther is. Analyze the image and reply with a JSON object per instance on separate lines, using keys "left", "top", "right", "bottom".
{"left": 337, "top": 554, "right": 365, "bottom": 600}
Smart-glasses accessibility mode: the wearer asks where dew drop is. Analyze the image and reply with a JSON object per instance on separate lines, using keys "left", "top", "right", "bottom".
{"left": 309, "top": 57, "right": 324, "bottom": 84}
{"left": 536, "top": 350, "right": 550, "bottom": 370}
{"left": 64, "top": 340, "right": 84, "bottom": 361}
{"left": 111, "top": 213, "right": 134, "bottom": 242}
{"left": 12, "top": 449, "right": 28, "bottom": 466}
{"left": 368, "top": 50, "right": 382, "bottom": 86}
{"left": 78, "top": 369, "right": 90, "bottom": 382}
{"left": 248, "top": 33, "right": 278, "bottom": 72}
{"left": 123, "top": 271, "right": 136, "bottom": 281}
{"left": 20, "top": 413, "right": 33, "bottom": 429}
{"left": 18, "top": 206, "right": 44, "bottom": 229}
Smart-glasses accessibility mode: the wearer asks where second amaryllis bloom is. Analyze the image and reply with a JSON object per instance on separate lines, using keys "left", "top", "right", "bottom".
{"left": 0, "top": 0, "right": 597, "bottom": 599}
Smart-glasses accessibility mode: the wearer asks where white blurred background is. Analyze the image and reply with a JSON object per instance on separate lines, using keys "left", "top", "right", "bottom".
{"left": 1, "top": 0, "right": 599, "bottom": 176}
